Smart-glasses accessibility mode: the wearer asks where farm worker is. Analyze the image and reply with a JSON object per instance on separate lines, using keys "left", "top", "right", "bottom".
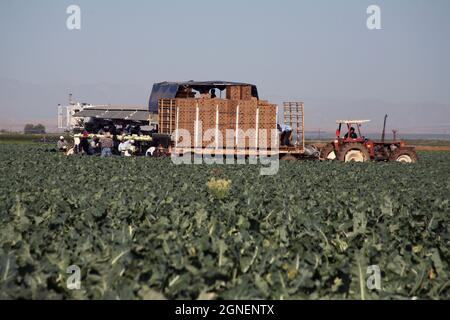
{"left": 129, "top": 140, "right": 137, "bottom": 155}
{"left": 112, "top": 134, "right": 120, "bottom": 155}
{"left": 118, "top": 138, "right": 132, "bottom": 156}
{"left": 145, "top": 146, "right": 156, "bottom": 156}
{"left": 131, "top": 125, "right": 141, "bottom": 135}
{"left": 90, "top": 136, "right": 101, "bottom": 154}
{"left": 100, "top": 132, "right": 114, "bottom": 157}
{"left": 57, "top": 136, "right": 68, "bottom": 152}
{"left": 279, "top": 124, "right": 292, "bottom": 133}
{"left": 80, "top": 132, "right": 91, "bottom": 155}
{"left": 155, "top": 144, "right": 168, "bottom": 157}
{"left": 118, "top": 139, "right": 126, "bottom": 155}
{"left": 108, "top": 123, "right": 117, "bottom": 135}
{"left": 344, "top": 127, "right": 358, "bottom": 139}
{"left": 278, "top": 124, "right": 293, "bottom": 146}
{"left": 73, "top": 136, "right": 81, "bottom": 154}
{"left": 122, "top": 140, "right": 137, "bottom": 156}
{"left": 124, "top": 124, "right": 132, "bottom": 135}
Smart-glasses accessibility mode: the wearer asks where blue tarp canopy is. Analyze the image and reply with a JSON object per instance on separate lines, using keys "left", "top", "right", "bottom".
{"left": 148, "top": 81, "right": 259, "bottom": 112}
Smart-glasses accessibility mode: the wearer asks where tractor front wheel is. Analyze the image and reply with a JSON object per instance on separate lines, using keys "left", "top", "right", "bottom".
{"left": 389, "top": 148, "right": 418, "bottom": 163}
{"left": 337, "top": 143, "right": 370, "bottom": 162}
{"left": 320, "top": 144, "right": 337, "bottom": 160}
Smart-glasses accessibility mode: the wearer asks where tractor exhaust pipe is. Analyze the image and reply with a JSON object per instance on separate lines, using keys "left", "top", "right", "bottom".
{"left": 381, "top": 114, "right": 388, "bottom": 143}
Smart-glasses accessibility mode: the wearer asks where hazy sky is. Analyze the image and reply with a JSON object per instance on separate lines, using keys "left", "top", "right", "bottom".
{"left": 1, "top": 0, "right": 449, "bottom": 133}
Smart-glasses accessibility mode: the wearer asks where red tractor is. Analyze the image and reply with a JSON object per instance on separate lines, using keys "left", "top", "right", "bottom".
{"left": 320, "top": 119, "right": 418, "bottom": 163}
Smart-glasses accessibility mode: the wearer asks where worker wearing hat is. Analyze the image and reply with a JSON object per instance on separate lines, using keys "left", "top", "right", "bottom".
{"left": 57, "top": 136, "right": 68, "bottom": 152}
{"left": 79, "top": 132, "right": 91, "bottom": 155}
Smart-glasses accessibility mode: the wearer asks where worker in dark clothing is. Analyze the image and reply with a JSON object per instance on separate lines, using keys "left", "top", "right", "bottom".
{"left": 210, "top": 89, "right": 217, "bottom": 98}
{"left": 124, "top": 124, "right": 132, "bottom": 135}
{"left": 79, "top": 132, "right": 91, "bottom": 155}
{"left": 131, "top": 125, "right": 141, "bottom": 135}
{"left": 344, "top": 127, "right": 358, "bottom": 139}
{"left": 278, "top": 124, "right": 293, "bottom": 146}
{"left": 112, "top": 134, "right": 121, "bottom": 155}
{"left": 109, "top": 124, "right": 117, "bottom": 136}
{"left": 90, "top": 136, "right": 101, "bottom": 154}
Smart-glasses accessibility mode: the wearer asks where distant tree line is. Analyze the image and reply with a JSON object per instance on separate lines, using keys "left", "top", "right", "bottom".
{"left": 24, "top": 124, "right": 46, "bottom": 134}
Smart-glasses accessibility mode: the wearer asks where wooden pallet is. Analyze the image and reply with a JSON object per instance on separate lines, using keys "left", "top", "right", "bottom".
{"left": 283, "top": 102, "right": 305, "bottom": 149}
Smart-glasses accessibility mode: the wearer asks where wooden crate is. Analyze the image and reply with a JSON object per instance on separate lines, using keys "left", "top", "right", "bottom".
{"left": 225, "top": 85, "right": 253, "bottom": 100}
{"left": 226, "top": 86, "right": 241, "bottom": 100}
{"left": 258, "top": 104, "right": 277, "bottom": 124}
{"left": 160, "top": 97, "right": 278, "bottom": 149}
{"left": 241, "top": 85, "right": 252, "bottom": 100}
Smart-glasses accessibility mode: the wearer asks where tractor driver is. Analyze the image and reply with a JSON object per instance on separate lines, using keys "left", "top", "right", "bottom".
{"left": 344, "top": 127, "right": 358, "bottom": 139}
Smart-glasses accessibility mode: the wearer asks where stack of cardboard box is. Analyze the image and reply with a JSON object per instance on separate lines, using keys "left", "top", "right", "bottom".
{"left": 225, "top": 85, "right": 253, "bottom": 101}
{"left": 159, "top": 96, "right": 277, "bottom": 149}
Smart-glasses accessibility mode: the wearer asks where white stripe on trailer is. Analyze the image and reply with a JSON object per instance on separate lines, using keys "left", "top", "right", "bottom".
{"left": 175, "top": 105, "right": 179, "bottom": 148}
{"left": 275, "top": 104, "right": 279, "bottom": 148}
{"left": 195, "top": 102, "right": 199, "bottom": 149}
{"left": 235, "top": 104, "right": 239, "bottom": 148}
{"left": 215, "top": 104, "right": 219, "bottom": 149}
{"left": 255, "top": 106, "right": 259, "bottom": 149}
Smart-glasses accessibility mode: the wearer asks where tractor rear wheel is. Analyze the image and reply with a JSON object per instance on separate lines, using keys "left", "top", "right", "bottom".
{"left": 389, "top": 148, "right": 418, "bottom": 163}
{"left": 280, "top": 154, "right": 297, "bottom": 161}
{"left": 337, "top": 143, "right": 370, "bottom": 162}
{"left": 320, "top": 144, "right": 337, "bottom": 160}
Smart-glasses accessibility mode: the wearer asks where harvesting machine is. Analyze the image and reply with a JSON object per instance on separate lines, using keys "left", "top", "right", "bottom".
{"left": 61, "top": 80, "right": 417, "bottom": 162}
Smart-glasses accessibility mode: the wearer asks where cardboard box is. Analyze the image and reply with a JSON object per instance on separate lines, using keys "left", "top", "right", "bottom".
{"left": 159, "top": 96, "right": 278, "bottom": 149}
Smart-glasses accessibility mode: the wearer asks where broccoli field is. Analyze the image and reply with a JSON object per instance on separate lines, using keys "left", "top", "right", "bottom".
{"left": 0, "top": 144, "right": 449, "bottom": 300}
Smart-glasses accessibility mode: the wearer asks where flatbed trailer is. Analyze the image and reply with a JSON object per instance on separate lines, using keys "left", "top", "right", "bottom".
{"left": 170, "top": 145, "right": 320, "bottom": 161}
